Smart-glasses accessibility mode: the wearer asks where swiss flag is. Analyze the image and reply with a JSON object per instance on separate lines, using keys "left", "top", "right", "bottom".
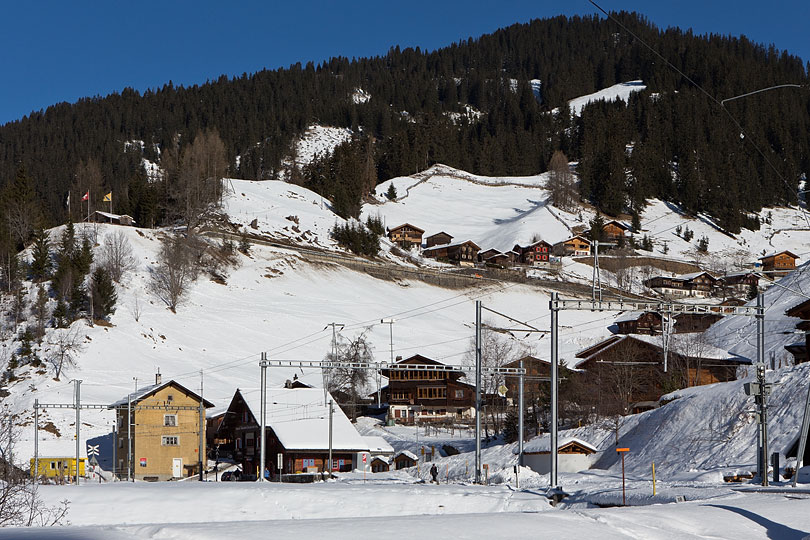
{"left": 81, "top": 191, "right": 89, "bottom": 202}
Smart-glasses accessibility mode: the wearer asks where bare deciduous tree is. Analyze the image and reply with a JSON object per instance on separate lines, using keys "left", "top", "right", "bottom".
{"left": 0, "top": 409, "right": 69, "bottom": 526}
{"left": 99, "top": 231, "right": 137, "bottom": 283}
{"left": 174, "top": 130, "right": 228, "bottom": 232}
{"left": 148, "top": 235, "right": 197, "bottom": 312}
{"left": 47, "top": 325, "right": 85, "bottom": 380}
{"left": 324, "top": 329, "right": 373, "bottom": 421}
{"left": 546, "top": 150, "right": 577, "bottom": 211}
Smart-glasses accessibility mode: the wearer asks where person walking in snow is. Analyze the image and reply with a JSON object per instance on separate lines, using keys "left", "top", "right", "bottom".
{"left": 430, "top": 464, "right": 439, "bottom": 484}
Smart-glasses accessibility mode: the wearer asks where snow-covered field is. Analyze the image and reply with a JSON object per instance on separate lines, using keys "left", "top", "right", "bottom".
{"left": 4, "top": 478, "right": 810, "bottom": 538}
{"left": 567, "top": 80, "right": 647, "bottom": 116}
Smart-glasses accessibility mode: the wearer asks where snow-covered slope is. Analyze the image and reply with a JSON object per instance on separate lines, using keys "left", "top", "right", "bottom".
{"left": 568, "top": 80, "right": 646, "bottom": 115}
{"left": 365, "top": 164, "right": 583, "bottom": 252}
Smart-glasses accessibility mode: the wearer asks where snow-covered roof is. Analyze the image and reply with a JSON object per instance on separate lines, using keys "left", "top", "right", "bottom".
{"left": 423, "top": 240, "right": 481, "bottom": 252}
{"left": 393, "top": 449, "right": 418, "bottom": 462}
{"left": 614, "top": 311, "right": 654, "bottom": 324}
{"left": 520, "top": 435, "right": 597, "bottom": 454}
{"left": 238, "top": 388, "right": 368, "bottom": 452}
{"left": 110, "top": 380, "right": 214, "bottom": 408}
{"left": 759, "top": 250, "right": 799, "bottom": 260}
{"left": 673, "top": 271, "right": 715, "bottom": 282}
{"left": 94, "top": 210, "right": 135, "bottom": 221}
{"left": 574, "top": 334, "right": 744, "bottom": 367}
{"left": 363, "top": 436, "right": 394, "bottom": 455}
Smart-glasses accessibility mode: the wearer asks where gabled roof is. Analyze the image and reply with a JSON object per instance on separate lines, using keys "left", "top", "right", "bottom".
{"left": 674, "top": 271, "right": 716, "bottom": 282}
{"left": 389, "top": 223, "right": 425, "bottom": 234}
{"left": 786, "top": 299, "right": 810, "bottom": 319}
{"left": 519, "top": 435, "right": 598, "bottom": 454}
{"left": 603, "top": 220, "right": 633, "bottom": 231}
{"left": 759, "top": 250, "right": 799, "bottom": 260}
{"left": 554, "top": 234, "right": 591, "bottom": 246}
{"left": 574, "top": 333, "right": 744, "bottom": 367}
{"left": 393, "top": 449, "right": 418, "bottom": 462}
{"left": 423, "top": 240, "right": 481, "bottom": 252}
{"left": 110, "top": 380, "right": 214, "bottom": 409}
{"left": 235, "top": 387, "right": 368, "bottom": 452}
{"left": 614, "top": 311, "right": 661, "bottom": 324}
{"left": 426, "top": 231, "right": 453, "bottom": 239}
{"left": 503, "top": 355, "right": 549, "bottom": 368}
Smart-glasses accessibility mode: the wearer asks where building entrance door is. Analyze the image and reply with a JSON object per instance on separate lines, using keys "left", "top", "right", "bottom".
{"left": 172, "top": 458, "right": 183, "bottom": 478}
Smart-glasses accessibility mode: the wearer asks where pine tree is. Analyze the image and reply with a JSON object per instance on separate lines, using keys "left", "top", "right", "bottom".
{"left": 588, "top": 214, "right": 606, "bottom": 242}
{"left": 33, "top": 284, "right": 49, "bottom": 341}
{"left": 30, "top": 227, "right": 51, "bottom": 281}
{"left": 90, "top": 267, "right": 117, "bottom": 319}
{"left": 386, "top": 183, "right": 397, "bottom": 201}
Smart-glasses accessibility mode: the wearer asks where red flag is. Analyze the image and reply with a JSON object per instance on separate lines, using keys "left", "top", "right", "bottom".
{"left": 81, "top": 191, "right": 89, "bottom": 202}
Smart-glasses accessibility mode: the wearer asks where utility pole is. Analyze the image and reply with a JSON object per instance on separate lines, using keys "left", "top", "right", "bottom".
{"left": 324, "top": 323, "right": 344, "bottom": 405}
{"left": 380, "top": 319, "right": 396, "bottom": 408}
{"left": 757, "top": 292, "right": 768, "bottom": 486}
{"left": 474, "top": 301, "right": 482, "bottom": 484}
{"left": 518, "top": 359, "right": 524, "bottom": 467}
{"left": 74, "top": 380, "right": 81, "bottom": 485}
{"left": 328, "top": 400, "right": 334, "bottom": 479}
{"left": 112, "top": 421, "right": 117, "bottom": 482}
{"left": 792, "top": 328, "right": 810, "bottom": 487}
{"left": 549, "top": 292, "right": 559, "bottom": 489}
{"left": 34, "top": 399, "right": 39, "bottom": 484}
{"left": 127, "top": 393, "right": 132, "bottom": 482}
{"left": 259, "top": 354, "right": 267, "bottom": 482}
{"left": 662, "top": 310, "right": 671, "bottom": 373}
{"left": 198, "top": 370, "right": 204, "bottom": 482}
{"left": 592, "top": 241, "right": 601, "bottom": 302}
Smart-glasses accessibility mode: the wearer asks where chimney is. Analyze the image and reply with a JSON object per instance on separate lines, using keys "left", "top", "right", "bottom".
{"left": 395, "top": 355, "right": 402, "bottom": 362}
{"left": 155, "top": 369, "right": 162, "bottom": 385}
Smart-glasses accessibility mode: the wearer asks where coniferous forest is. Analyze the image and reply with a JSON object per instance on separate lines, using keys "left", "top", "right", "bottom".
{"left": 0, "top": 12, "right": 808, "bottom": 256}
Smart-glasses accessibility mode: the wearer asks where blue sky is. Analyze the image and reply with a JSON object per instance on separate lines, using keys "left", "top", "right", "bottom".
{"left": 1, "top": 0, "right": 808, "bottom": 125}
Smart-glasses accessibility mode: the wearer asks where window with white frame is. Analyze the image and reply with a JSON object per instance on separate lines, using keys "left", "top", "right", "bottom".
{"left": 162, "top": 436, "right": 179, "bottom": 446}
{"left": 164, "top": 414, "right": 177, "bottom": 427}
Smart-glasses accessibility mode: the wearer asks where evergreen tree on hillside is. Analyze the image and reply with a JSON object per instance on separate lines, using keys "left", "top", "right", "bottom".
{"left": 30, "top": 226, "right": 51, "bottom": 281}
{"left": 90, "top": 266, "right": 117, "bottom": 319}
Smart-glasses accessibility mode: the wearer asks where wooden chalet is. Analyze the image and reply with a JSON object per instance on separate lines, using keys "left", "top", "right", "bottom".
{"left": 513, "top": 240, "right": 553, "bottom": 266}
{"left": 674, "top": 300, "right": 745, "bottom": 333}
{"left": 477, "top": 248, "right": 501, "bottom": 263}
{"left": 216, "top": 388, "right": 369, "bottom": 479}
{"left": 552, "top": 235, "right": 591, "bottom": 257}
{"left": 91, "top": 211, "right": 136, "bottom": 226}
{"left": 370, "top": 456, "right": 390, "bottom": 473}
{"left": 759, "top": 250, "right": 799, "bottom": 278}
{"left": 502, "top": 355, "right": 549, "bottom": 406}
{"left": 380, "top": 355, "right": 475, "bottom": 423}
{"left": 392, "top": 450, "right": 418, "bottom": 470}
{"left": 719, "top": 272, "right": 760, "bottom": 296}
{"left": 388, "top": 223, "right": 424, "bottom": 248}
{"left": 784, "top": 299, "right": 810, "bottom": 364}
{"left": 423, "top": 240, "right": 480, "bottom": 266}
{"left": 602, "top": 220, "right": 633, "bottom": 242}
{"left": 574, "top": 334, "right": 745, "bottom": 411}
{"left": 643, "top": 271, "right": 718, "bottom": 298}
{"left": 614, "top": 311, "right": 663, "bottom": 335}
{"left": 425, "top": 232, "right": 453, "bottom": 248}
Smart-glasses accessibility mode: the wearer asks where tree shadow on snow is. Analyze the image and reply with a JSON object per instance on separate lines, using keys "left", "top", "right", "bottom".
{"left": 705, "top": 504, "right": 808, "bottom": 540}
{"left": 492, "top": 199, "right": 548, "bottom": 225}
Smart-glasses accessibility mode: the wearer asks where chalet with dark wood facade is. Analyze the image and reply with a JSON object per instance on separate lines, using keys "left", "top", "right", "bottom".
{"left": 216, "top": 388, "right": 369, "bottom": 479}
{"left": 784, "top": 299, "right": 810, "bottom": 364}
{"left": 643, "top": 272, "right": 718, "bottom": 298}
{"left": 574, "top": 334, "right": 745, "bottom": 411}
{"left": 388, "top": 223, "right": 424, "bottom": 248}
{"left": 759, "top": 251, "right": 799, "bottom": 278}
{"left": 614, "top": 312, "right": 663, "bottom": 335}
{"left": 719, "top": 272, "right": 760, "bottom": 297}
{"left": 502, "top": 355, "right": 549, "bottom": 406}
{"left": 513, "top": 240, "right": 553, "bottom": 266}
{"left": 381, "top": 355, "right": 475, "bottom": 423}
{"left": 424, "top": 232, "right": 453, "bottom": 248}
{"left": 423, "top": 240, "right": 480, "bottom": 266}
{"left": 553, "top": 235, "right": 591, "bottom": 257}
{"left": 602, "top": 220, "right": 633, "bottom": 243}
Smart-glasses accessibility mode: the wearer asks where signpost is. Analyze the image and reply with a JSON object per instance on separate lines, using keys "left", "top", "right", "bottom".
{"left": 616, "top": 448, "right": 630, "bottom": 506}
